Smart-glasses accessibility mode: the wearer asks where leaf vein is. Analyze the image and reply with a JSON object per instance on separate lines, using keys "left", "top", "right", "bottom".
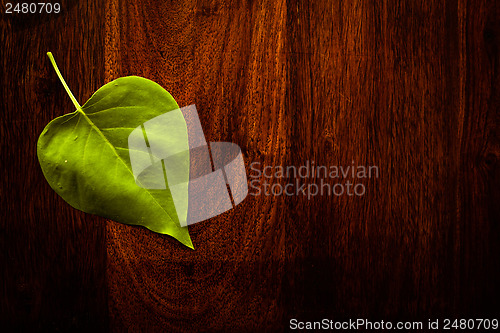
{"left": 77, "top": 109, "right": 177, "bottom": 226}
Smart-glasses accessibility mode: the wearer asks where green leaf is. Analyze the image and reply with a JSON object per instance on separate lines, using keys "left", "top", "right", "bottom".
{"left": 37, "top": 52, "right": 193, "bottom": 249}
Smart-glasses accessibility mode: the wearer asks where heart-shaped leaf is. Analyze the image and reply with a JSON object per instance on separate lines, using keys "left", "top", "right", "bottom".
{"left": 37, "top": 53, "right": 193, "bottom": 249}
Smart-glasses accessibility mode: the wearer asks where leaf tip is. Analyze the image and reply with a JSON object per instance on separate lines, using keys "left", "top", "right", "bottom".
{"left": 185, "top": 239, "right": 195, "bottom": 250}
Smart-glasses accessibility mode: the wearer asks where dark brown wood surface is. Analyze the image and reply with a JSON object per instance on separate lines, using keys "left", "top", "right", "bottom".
{"left": 1, "top": 0, "right": 499, "bottom": 331}
{"left": 0, "top": 1, "right": 108, "bottom": 331}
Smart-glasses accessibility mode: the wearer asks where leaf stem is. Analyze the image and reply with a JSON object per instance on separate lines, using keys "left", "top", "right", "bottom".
{"left": 46, "top": 52, "right": 82, "bottom": 112}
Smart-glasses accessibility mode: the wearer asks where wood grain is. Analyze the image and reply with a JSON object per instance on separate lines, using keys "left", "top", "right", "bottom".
{"left": 286, "top": 0, "right": 500, "bottom": 320}
{"left": 1, "top": 0, "right": 498, "bottom": 331}
{"left": 0, "top": 1, "right": 108, "bottom": 331}
{"left": 104, "top": 0, "right": 287, "bottom": 331}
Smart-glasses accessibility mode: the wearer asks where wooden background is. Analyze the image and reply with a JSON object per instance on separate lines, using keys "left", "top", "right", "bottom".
{"left": 1, "top": 0, "right": 499, "bottom": 331}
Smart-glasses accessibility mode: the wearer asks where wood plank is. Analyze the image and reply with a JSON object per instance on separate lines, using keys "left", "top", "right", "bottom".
{"left": 0, "top": 1, "right": 108, "bottom": 331}
{"left": 285, "top": 0, "right": 499, "bottom": 320}
{"left": 458, "top": 0, "right": 500, "bottom": 316}
{"left": 104, "top": 0, "right": 287, "bottom": 331}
